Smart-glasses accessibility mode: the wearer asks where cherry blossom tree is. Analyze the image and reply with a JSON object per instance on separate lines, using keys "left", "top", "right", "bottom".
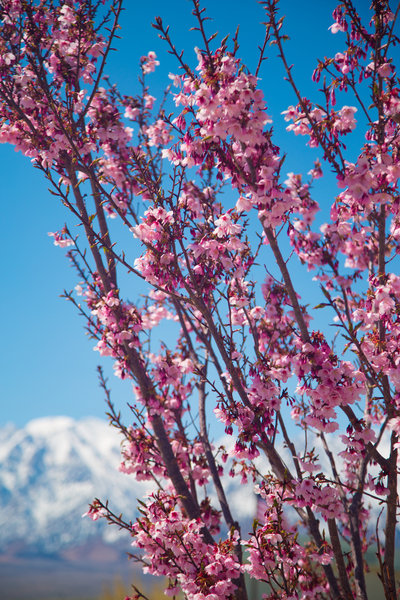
{"left": 1, "top": 0, "right": 400, "bottom": 598}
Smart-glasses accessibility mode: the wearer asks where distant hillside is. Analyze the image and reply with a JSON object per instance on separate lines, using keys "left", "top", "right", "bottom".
{"left": 0, "top": 416, "right": 257, "bottom": 599}
{"left": 0, "top": 416, "right": 149, "bottom": 555}
{"left": 0, "top": 416, "right": 255, "bottom": 555}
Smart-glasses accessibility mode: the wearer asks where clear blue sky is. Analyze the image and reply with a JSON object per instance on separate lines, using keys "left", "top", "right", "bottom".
{"left": 2, "top": 0, "right": 371, "bottom": 427}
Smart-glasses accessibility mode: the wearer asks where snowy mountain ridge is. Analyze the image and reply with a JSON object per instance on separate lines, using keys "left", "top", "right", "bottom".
{"left": 0, "top": 416, "right": 149, "bottom": 554}
{"left": 0, "top": 415, "right": 255, "bottom": 556}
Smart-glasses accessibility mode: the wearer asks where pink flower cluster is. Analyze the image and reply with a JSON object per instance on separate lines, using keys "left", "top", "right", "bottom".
{"left": 133, "top": 492, "right": 240, "bottom": 600}
{"left": 292, "top": 333, "right": 366, "bottom": 432}
{"left": 245, "top": 494, "right": 332, "bottom": 599}
{"left": 141, "top": 51, "right": 160, "bottom": 74}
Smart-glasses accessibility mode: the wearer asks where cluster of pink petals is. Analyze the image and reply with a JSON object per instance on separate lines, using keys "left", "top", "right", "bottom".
{"left": 141, "top": 51, "right": 160, "bottom": 74}
{"left": 244, "top": 497, "right": 332, "bottom": 599}
{"left": 132, "top": 492, "right": 240, "bottom": 600}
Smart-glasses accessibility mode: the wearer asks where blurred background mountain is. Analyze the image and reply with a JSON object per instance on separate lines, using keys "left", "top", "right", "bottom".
{"left": 0, "top": 416, "right": 151, "bottom": 600}
{"left": 0, "top": 416, "right": 255, "bottom": 600}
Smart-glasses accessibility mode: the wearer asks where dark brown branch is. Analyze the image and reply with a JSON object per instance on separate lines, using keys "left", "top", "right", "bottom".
{"left": 263, "top": 225, "right": 310, "bottom": 343}
{"left": 78, "top": 0, "right": 124, "bottom": 124}
{"left": 328, "top": 518, "right": 353, "bottom": 600}
{"left": 90, "top": 178, "right": 117, "bottom": 288}
{"left": 383, "top": 435, "right": 398, "bottom": 600}
{"left": 263, "top": 0, "right": 344, "bottom": 174}
{"left": 67, "top": 165, "right": 111, "bottom": 291}
{"left": 124, "top": 345, "right": 214, "bottom": 545}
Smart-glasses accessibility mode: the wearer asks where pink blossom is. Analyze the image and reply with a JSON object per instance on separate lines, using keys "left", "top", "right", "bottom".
{"left": 48, "top": 230, "right": 74, "bottom": 248}
{"left": 141, "top": 51, "right": 160, "bottom": 74}
{"left": 378, "top": 62, "right": 393, "bottom": 77}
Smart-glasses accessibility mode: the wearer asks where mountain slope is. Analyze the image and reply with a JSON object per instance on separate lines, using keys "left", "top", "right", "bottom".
{"left": 0, "top": 416, "right": 148, "bottom": 554}
{"left": 0, "top": 415, "right": 256, "bottom": 558}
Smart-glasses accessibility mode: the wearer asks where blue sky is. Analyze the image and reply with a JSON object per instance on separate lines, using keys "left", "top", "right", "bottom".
{"left": 2, "top": 0, "right": 371, "bottom": 427}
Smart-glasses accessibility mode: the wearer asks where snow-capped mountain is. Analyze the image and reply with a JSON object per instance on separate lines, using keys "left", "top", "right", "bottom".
{"left": 0, "top": 416, "right": 256, "bottom": 557}
{"left": 0, "top": 416, "right": 150, "bottom": 554}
